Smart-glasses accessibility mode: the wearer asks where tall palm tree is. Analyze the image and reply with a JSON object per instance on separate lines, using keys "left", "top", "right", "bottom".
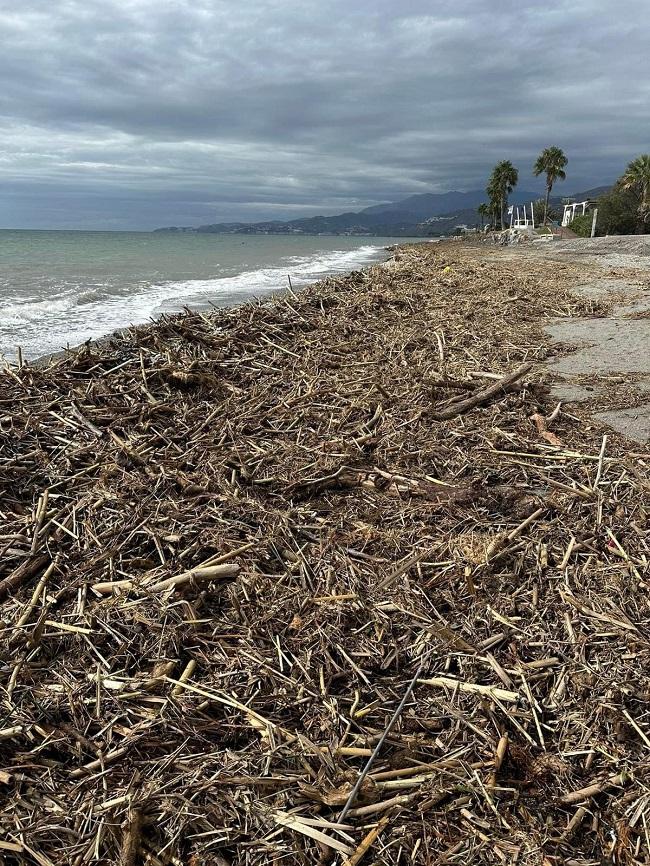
{"left": 477, "top": 202, "right": 490, "bottom": 230}
{"left": 619, "top": 154, "right": 650, "bottom": 234}
{"left": 487, "top": 161, "right": 519, "bottom": 229}
{"left": 533, "top": 146, "right": 568, "bottom": 225}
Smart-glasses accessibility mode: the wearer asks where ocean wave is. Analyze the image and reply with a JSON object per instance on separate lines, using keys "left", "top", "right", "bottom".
{"left": 152, "top": 244, "right": 384, "bottom": 312}
{"left": 74, "top": 287, "right": 115, "bottom": 305}
{"left": 1, "top": 294, "right": 74, "bottom": 324}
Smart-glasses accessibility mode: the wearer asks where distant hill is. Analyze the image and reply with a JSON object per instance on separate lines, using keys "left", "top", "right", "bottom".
{"left": 154, "top": 185, "right": 611, "bottom": 237}
{"left": 563, "top": 185, "right": 612, "bottom": 201}
{"left": 360, "top": 189, "right": 538, "bottom": 222}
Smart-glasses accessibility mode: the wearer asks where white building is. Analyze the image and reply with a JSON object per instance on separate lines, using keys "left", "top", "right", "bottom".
{"left": 562, "top": 200, "right": 592, "bottom": 227}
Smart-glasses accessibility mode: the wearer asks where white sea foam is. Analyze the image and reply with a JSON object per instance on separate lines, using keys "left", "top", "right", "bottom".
{"left": 153, "top": 244, "right": 382, "bottom": 311}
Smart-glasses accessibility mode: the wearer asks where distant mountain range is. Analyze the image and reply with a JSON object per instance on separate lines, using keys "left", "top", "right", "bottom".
{"left": 155, "top": 185, "right": 612, "bottom": 237}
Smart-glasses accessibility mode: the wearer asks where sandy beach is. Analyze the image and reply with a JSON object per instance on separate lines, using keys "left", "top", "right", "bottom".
{"left": 1, "top": 238, "right": 649, "bottom": 864}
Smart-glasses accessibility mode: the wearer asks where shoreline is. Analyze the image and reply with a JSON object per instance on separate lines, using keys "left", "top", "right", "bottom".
{"left": 2, "top": 235, "right": 424, "bottom": 365}
{"left": 17, "top": 241, "right": 436, "bottom": 370}
{"left": 1, "top": 239, "right": 649, "bottom": 864}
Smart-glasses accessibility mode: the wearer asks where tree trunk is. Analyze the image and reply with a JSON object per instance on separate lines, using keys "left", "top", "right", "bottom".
{"left": 636, "top": 205, "right": 645, "bottom": 234}
{"left": 500, "top": 195, "right": 505, "bottom": 230}
{"left": 544, "top": 184, "right": 551, "bottom": 225}
{"left": 641, "top": 185, "right": 650, "bottom": 235}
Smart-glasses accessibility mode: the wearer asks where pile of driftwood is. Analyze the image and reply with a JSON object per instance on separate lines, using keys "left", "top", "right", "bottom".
{"left": 1, "top": 243, "right": 648, "bottom": 866}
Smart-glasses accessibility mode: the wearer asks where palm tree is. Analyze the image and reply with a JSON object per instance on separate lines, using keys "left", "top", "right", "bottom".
{"left": 486, "top": 177, "right": 499, "bottom": 227}
{"left": 533, "top": 146, "right": 568, "bottom": 225}
{"left": 619, "top": 154, "right": 650, "bottom": 233}
{"left": 490, "top": 191, "right": 502, "bottom": 228}
{"left": 487, "top": 161, "right": 519, "bottom": 229}
{"left": 477, "top": 202, "right": 490, "bottom": 230}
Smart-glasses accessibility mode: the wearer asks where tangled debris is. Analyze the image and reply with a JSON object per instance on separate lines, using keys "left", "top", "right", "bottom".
{"left": 1, "top": 243, "right": 649, "bottom": 865}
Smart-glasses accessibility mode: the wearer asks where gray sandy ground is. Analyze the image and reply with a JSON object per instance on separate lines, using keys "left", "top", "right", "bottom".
{"left": 527, "top": 236, "right": 650, "bottom": 443}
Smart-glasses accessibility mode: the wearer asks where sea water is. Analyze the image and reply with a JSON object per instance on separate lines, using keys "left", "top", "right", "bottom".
{"left": 0, "top": 230, "right": 420, "bottom": 360}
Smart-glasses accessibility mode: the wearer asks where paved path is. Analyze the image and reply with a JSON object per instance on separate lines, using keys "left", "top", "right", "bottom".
{"left": 537, "top": 238, "right": 650, "bottom": 443}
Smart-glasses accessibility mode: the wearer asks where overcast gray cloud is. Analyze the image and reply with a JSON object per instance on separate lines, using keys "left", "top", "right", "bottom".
{"left": 0, "top": 0, "right": 648, "bottom": 229}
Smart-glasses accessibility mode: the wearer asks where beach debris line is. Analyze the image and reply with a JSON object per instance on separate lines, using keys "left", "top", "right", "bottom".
{"left": 0, "top": 241, "right": 649, "bottom": 865}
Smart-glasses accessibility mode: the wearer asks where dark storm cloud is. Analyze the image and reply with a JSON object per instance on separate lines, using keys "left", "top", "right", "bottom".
{"left": 0, "top": 0, "right": 648, "bottom": 228}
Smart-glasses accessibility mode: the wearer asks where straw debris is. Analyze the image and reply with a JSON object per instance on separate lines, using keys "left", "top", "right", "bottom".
{"left": 1, "top": 241, "right": 648, "bottom": 864}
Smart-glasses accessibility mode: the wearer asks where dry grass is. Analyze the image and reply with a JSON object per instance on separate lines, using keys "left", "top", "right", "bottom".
{"left": 1, "top": 242, "right": 648, "bottom": 865}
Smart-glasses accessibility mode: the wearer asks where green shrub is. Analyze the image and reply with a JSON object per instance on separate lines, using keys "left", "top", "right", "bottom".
{"left": 569, "top": 213, "right": 593, "bottom": 237}
{"left": 596, "top": 188, "right": 638, "bottom": 235}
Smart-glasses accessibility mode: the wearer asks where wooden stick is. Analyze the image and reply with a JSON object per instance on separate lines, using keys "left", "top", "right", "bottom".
{"left": 120, "top": 807, "right": 142, "bottom": 866}
{"left": 419, "top": 676, "right": 519, "bottom": 703}
{"left": 559, "top": 772, "right": 628, "bottom": 805}
{"left": 92, "top": 563, "right": 239, "bottom": 596}
{"left": 485, "top": 507, "right": 546, "bottom": 560}
{"left": 593, "top": 434, "right": 608, "bottom": 489}
{"left": 345, "top": 795, "right": 412, "bottom": 818}
{"left": 14, "top": 560, "right": 56, "bottom": 629}
{"left": 148, "top": 563, "right": 239, "bottom": 593}
{"left": 432, "top": 362, "right": 533, "bottom": 420}
{"left": 377, "top": 550, "right": 426, "bottom": 590}
{"left": 70, "top": 746, "right": 129, "bottom": 778}
{"left": 488, "top": 733, "right": 509, "bottom": 788}
{"left": 559, "top": 806, "right": 587, "bottom": 842}
{"left": 0, "top": 554, "right": 50, "bottom": 602}
{"left": 171, "top": 659, "right": 196, "bottom": 696}
{"left": 342, "top": 814, "right": 392, "bottom": 866}
{"left": 30, "top": 490, "right": 49, "bottom": 555}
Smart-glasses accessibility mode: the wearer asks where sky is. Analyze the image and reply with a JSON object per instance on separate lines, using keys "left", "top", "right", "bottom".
{"left": 0, "top": 0, "right": 648, "bottom": 230}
